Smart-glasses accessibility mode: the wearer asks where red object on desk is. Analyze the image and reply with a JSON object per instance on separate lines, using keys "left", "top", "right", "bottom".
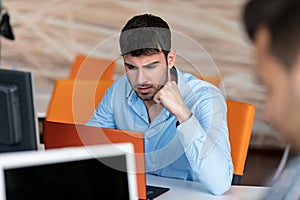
{"left": 43, "top": 121, "right": 147, "bottom": 200}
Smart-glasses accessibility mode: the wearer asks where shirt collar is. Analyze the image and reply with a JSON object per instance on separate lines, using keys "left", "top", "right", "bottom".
{"left": 125, "top": 76, "right": 139, "bottom": 107}
{"left": 175, "top": 67, "right": 190, "bottom": 98}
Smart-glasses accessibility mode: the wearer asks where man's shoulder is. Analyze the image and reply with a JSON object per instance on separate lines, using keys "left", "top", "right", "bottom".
{"left": 104, "top": 75, "right": 130, "bottom": 97}
{"left": 109, "top": 75, "right": 129, "bottom": 89}
{"left": 287, "top": 156, "right": 300, "bottom": 172}
{"left": 267, "top": 156, "right": 300, "bottom": 200}
{"left": 178, "top": 70, "right": 222, "bottom": 94}
{"left": 178, "top": 69, "right": 216, "bottom": 85}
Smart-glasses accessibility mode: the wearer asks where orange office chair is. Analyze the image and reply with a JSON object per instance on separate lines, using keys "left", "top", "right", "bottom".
{"left": 46, "top": 79, "right": 114, "bottom": 125}
{"left": 196, "top": 75, "right": 221, "bottom": 87}
{"left": 226, "top": 99, "right": 256, "bottom": 185}
{"left": 69, "top": 54, "right": 115, "bottom": 80}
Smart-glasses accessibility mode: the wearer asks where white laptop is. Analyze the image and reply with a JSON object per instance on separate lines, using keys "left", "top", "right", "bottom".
{"left": 0, "top": 143, "right": 138, "bottom": 200}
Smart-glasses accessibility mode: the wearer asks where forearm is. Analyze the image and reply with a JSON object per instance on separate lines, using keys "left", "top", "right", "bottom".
{"left": 192, "top": 143, "right": 233, "bottom": 195}
{"left": 177, "top": 115, "right": 233, "bottom": 195}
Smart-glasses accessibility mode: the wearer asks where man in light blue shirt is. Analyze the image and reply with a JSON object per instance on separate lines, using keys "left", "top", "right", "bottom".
{"left": 87, "top": 14, "right": 233, "bottom": 195}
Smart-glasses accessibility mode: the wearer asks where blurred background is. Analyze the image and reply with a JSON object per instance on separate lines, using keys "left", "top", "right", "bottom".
{"left": 1, "top": 0, "right": 284, "bottom": 158}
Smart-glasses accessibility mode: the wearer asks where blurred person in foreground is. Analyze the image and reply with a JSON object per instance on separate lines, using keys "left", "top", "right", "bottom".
{"left": 243, "top": 0, "right": 300, "bottom": 199}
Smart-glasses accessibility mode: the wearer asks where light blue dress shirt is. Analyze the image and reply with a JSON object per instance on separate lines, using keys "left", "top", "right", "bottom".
{"left": 265, "top": 156, "right": 300, "bottom": 200}
{"left": 86, "top": 67, "right": 233, "bottom": 195}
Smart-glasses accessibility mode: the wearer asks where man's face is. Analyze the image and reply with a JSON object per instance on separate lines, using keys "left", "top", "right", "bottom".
{"left": 124, "top": 52, "right": 168, "bottom": 101}
{"left": 254, "top": 27, "right": 300, "bottom": 152}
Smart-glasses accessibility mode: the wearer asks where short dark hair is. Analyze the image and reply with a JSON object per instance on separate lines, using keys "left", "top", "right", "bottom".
{"left": 119, "top": 14, "right": 171, "bottom": 58}
{"left": 243, "top": 0, "right": 300, "bottom": 69}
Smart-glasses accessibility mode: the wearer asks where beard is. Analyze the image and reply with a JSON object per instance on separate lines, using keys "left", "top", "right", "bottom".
{"left": 134, "top": 83, "right": 164, "bottom": 101}
{"left": 129, "top": 66, "right": 169, "bottom": 101}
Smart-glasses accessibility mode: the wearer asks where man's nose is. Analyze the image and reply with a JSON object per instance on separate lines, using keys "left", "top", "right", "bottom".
{"left": 137, "top": 69, "right": 147, "bottom": 84}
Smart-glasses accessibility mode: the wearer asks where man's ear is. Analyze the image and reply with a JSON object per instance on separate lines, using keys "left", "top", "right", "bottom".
{"left": 254, "top": 25, "right": 271, "bottom": 55}
{"left": 167, "top": 50, "right": 176, "bottom": 69}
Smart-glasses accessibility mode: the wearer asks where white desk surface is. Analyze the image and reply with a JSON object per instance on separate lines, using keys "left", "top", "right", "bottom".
{"left": 147, "top": 175, "right": 270, "bottom": 200}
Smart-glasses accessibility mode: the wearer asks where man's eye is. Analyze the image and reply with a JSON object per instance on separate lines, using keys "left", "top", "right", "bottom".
{"left": 126, "top": 65, "right": 137, "bottom": 70}
{"left": 127, "top": 66, "right": 134, "bottom": 70}
{"left": 145, "top": 65, "right": 156, "bottom": 69}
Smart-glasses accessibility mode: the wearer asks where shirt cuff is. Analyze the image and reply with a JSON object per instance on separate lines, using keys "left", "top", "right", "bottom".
{"left": 176, "top": 114, "right": 206, "bottom": 148}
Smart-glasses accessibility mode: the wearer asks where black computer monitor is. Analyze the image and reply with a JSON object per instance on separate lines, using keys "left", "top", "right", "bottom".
{"left": 0, "top": 69, "right": 39, "bottom": 153}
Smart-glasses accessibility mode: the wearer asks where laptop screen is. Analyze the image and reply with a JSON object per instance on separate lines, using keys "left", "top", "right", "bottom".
{"left": 0, "top": 143, "right": 138, "bottom": 200}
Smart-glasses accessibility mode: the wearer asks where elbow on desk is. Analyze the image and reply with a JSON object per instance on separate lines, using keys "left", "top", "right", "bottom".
{"left": 208, "top": 170, "right": 233, "bottom": 195}
{"left": 208, "top": 180, "right": 231, "bottom": 195}
{"left": 198, "top": 158, "right": 233, "bottom": 195}
{"left": 202, "top": 168, "right": 233, "bottom": 195}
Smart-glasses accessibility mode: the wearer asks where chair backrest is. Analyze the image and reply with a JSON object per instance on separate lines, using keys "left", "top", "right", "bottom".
{"left": 46, "top": 79, "right": 114, "bottom": 124}
{"left": 196, "top": 75, "right": 221, "bottom": 87}
{"left": 226, "top": 99, "right": 256, "bottom": 185}
{"left": 69, "top": 54, "right": 115, "bottom": 80}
